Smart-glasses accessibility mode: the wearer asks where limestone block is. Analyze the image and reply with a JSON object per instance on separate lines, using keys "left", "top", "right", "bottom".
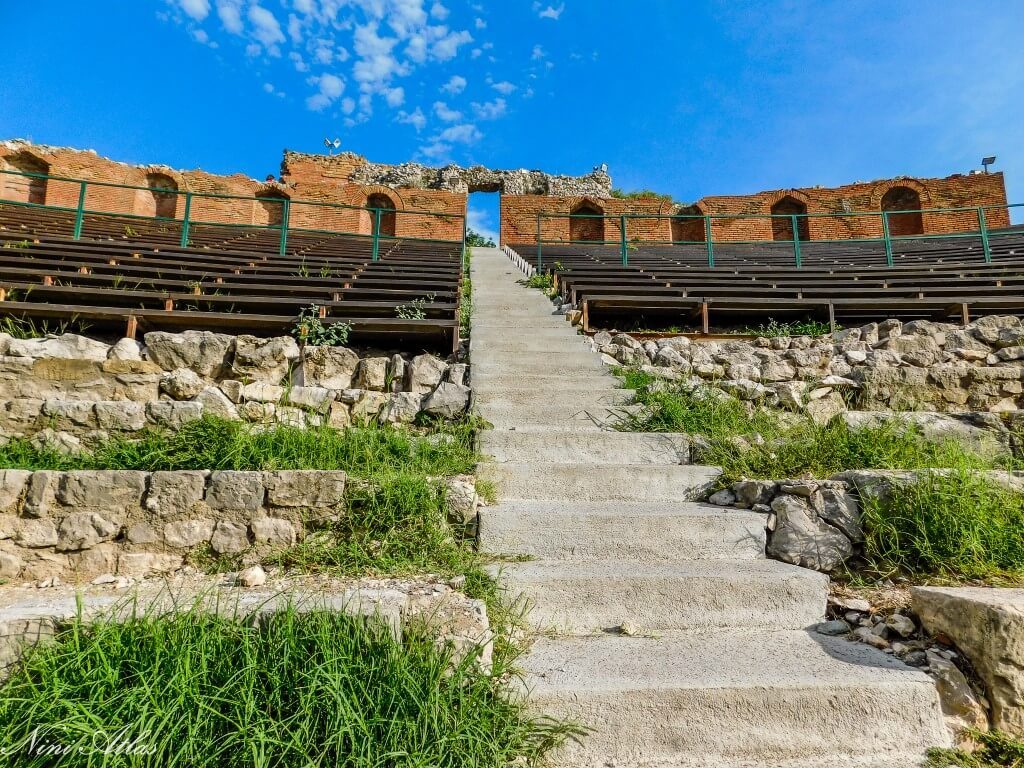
{"left": 406, "top": 354, "right": 448, "bottom": 394}
{"left": 160, "top": 368, "right": 206, "bottom": 400}
{"left": 0, "top": 470, "right": 31, "bottom": 514}
{"left": 380, "top": 392, "right": 422, "bottom": 424}
{"left": 116, "top": 552, "right": 183, "bottom": 577}
{"left": 164, "top": 518, "right": 215, "bottom": 548}
{"left": 287, "top": 385, "right": 335, "bottom": 413}
{"left": 389, "top": 354, "right": 407, "bottom": 392}
{"left": 355, "top": 357, "right": 389, "bottom": 391}
{"left": 230, "top": 335, "right": 300, "bottom": 384}
{"left": 300, "top": 346, "right": 360, "bottom": 389}
{"left": 55, "top": 512, "right": 121, "bottom": 551}
{"left": 144, "top": 331, "right": 234, "bottom": 378}
{"left": 7, "top": 334, "right": 110, "bottom": 362}
{"left": 219, "top": 379, "right": 244, "bottom": 403}
{"left": 251, "top": 516, "right": 297, "bottom": 547}
{"left": 421, "top": 382, "right": 470, "bottom": 418}
{"left": 350, "top": 391, "right": 388, "bottom": 422}
{"left": 767, "top": 494, "right": 852, "bottom": 572}
{"left": 206, "top": 471, "right": 265, "bottom": 511}
{"left": 194, "top": 386, "right": 240, "bottom": 420}
{"left": 265, "top": 470, "right": 346, "bottom": 508}
{"left": 241, "top": 382, "right": 285, "bottom": 403}
{"left": 94, "top": 401, "right": 147, "bottom": 431}
{"left": 145, "top": 471, "right": 207, "bottom": 517}
{"left": 210, "top": 520, "right": 249, "bottom": 554}
{"left": 41, "top": 399, "right": 97, "bottom": 430}
{"left": 146, "top": 401, "right": 204, "bottom": 429}
{"left": 15, "top": 518, "right": 59, "bottom": 548}
{"left": 913, "top": 586, "right": 1024, "bottom": 736}
{"left": 238, "top": 401, "right": 275, "bottom": 423}
{"left": 108, "top": 338, "right": 143, "bottom": 361}
{"left": 56, "top": 471, "right": 146, "bottom": 513}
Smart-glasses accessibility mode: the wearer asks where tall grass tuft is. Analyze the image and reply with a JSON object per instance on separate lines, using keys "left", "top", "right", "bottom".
{"left": 861, "top": 470, "right": 1024, "bottom": 581}
{"left": 0, "top": 606, "right": 576, "bottom": 767}
{"left": 617, "top": 368, "right": 1018, "bottom": 480}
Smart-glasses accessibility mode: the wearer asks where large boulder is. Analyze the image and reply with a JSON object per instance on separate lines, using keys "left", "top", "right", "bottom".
{"left": 230, "top": 335, "right": 300, "bottom": 384}
{"left": 421, "top": 383, "right": 470, "bottom": 418}
{"left": 767, "top": 493, "right": 852, "bottom": 572}
{"left": 7, "top": 334, "right": 111, "bottom": 362}
{"left": 144, "top": 331, "right": 234, "bottom": 378}
{"left": 406, "top": 354, "right": 448, "bottom": 394}
{"left": 300, "top": 346, "right": 360, "bottom": 389}
{"left": 913, "top": 586, "right": 1024, "bottom": 736}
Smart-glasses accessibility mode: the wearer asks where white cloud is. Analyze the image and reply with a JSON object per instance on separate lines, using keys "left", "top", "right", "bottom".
{"left": 216, "top": 0, "right": 243, "bottom": 33}
{"left": 420, "top": 141, "right": 451, "bottom": 161}
{"left": 305, "top": 72, "right": 345, "bottom": 110}
{"left": 439, "top": 123, "right": 482, "bottom": 143}
{"left": 290, "top": 51, "right": 309, "bottom": 71}
{"left": 531, "top": 44, "right": 545, "bottom": 60}
{"left": 177, "top": 0, "right": 210, "bottom": 21}
{"left": 397, "top": 107, "right": 427, "bottom": 131}
{"left": 491, "top": 80, "right": 516, "bottom": 95}
{"left": 385, "top": 86, "right": 405, "bottom": 106}
{"left": 470, "top": 48, "right": 481, "bottom": 59}
{"left": 536, "top": 2, "right": 565, "bottom": 20}
{"left": 431, "top": 29, "right": 472, "bottom": 61}
{"left": 467, "top": 207, "right": 499, "bottom": 245}
{"left": 248, "top": 4, "right": 285, "bottom": 53}
{"left": 341, "top": 97, "right": 356, "bottom": 114}
{"left": 441, "top": 75, "right": 467, "bottom": 94}
{"left": 474, "top": 17, "right": 486, "bottom": 29}
{"left": 245, "top": 42, "right": 262, "bottom": 56}
{"left": 352, "top": 23, "right": 406, "bottom": 89}
{"left": 430, "top": 1, "right": 449, "bottom": 20}
{"left": 433, "top": 100, "right": 462, "bottom": 122}
{"left": 287, "top": 13, "right": 303, "bottom": 43}
{"left": 263, "top": 82, "right": 274, "bottom": 93}
{"left": 472, "top": 97, "right": 506, "bottom": 120}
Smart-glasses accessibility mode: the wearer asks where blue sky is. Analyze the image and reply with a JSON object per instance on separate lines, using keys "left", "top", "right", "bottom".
{"left": 1, "top": 1, "right": 1021, "bottom": 241}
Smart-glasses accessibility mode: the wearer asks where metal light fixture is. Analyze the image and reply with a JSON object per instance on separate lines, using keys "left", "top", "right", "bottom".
{"left": 982, "top": 156, "right": 997, "bottom": 174}
{"left": 323, "top": 137, "right": 342, "bottom": 155}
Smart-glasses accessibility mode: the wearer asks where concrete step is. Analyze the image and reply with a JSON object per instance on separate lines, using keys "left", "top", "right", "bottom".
{"left": 468, "top": 337, "right": 591, "bottom": 355}
{"left": 474, "top": 389, "right": 634, "bottom": 410}
{"left": 470, "top": 327, "right": 583, "bottom": 342}
{"left": 477, "top": 403, "right": 638, "bottom": 431}
{"left": 480, "top": 500, "right": 766, "bottom": 561}
{"left": 499, "top": 559, "right": 826, "bottom": 632}
{"left": 478, "top": 462, "right": 721, "bottom": 502}
{"left": 470, "top": 350, "right": 604, "bottom": 370}
{"left": 521, "top": 631, "right": 949, "bottom": 765}
{"left": 470, "top": 370, "right": 623, "bottom": 390}
{"left": 479, "top": 430, "right": 689, "bottom": 464}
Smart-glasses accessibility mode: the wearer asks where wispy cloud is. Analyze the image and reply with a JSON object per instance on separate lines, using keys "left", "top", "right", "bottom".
{"left": 433, "top": 101, "right": 463, "bottom": 122}
{"left": 441, "top": 74, "right": 467, "bottom": 94}
{"left": 534, "top": 2, "right": 565, "bottom": 20}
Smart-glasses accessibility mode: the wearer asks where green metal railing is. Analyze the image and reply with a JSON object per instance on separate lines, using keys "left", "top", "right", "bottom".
{"left": 0, "top": 169, "right": 467, "bottom": 262}
{"left": 533, "top": 202, "right": 1022, "bottom": 271}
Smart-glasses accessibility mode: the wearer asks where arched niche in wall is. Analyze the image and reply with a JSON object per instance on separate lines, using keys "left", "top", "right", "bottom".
{"left": 770, "top": 195, "right": 810, "bottom": 242}
{"left": 671, "top": 205, "right": 706, "bottom": 243}
{"left": 881, "top": 186, "right": 924, "bottom": 236}
{"left": 254, "top": 188, "right": 289, "bottom": 226}
{"left": 366, "top": 192, "right": 397, "bottom": 237}
{"left": 569, "top": 200, "right": 605, "bottom": 243}
{"left": 2, "top": 152, "right": 49, "bottom": 205}
{"left": 136, "top": 172, "right": 179, "bottom": 219}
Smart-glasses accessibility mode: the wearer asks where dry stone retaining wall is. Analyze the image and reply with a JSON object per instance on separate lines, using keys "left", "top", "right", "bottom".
{"left": 0, "top": 330, "right": 470, "bottom": 450}
{"left": 594, "top": 315, "right": 1024, "bottom": 419}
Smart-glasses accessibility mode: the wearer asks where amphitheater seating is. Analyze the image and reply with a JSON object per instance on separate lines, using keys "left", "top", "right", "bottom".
{"left": 511, "top": 226, "right": 1024, "bottom": 332}
{"left": 0, "top": 202, "right": 462, "bottom": 351}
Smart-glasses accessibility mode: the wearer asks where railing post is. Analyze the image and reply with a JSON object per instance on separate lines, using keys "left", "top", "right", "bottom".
{"left": 881, "top": 211, "right": 894, "bottom": 267}
{"left": 620, "top": 215, "right": 628, "bottom": 266}
{"left": 536, "top": 214, "right": 543, "bottom": 272}
{"left": 371, "top": 208, "right": 381, "bottom": 262}
{"left": 179, "top": 192, "right": 192, "bottom": 248}
{"left": 704, "top": 215, "right": 714, "bottom": 268}
{"left": 791, "top": 214, "right": 802, "bottom": 268}
{"left": 72, "top": 181, "right": 87, "bottom": 240}
{"left": 978, "top": 207, "right": 992, "bottom": 263}
{"left": 278, "top": 199, "right": 291, "bottom": 256}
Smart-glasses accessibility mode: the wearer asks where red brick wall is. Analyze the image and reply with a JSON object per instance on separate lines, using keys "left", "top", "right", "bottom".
{"left": 0, "top": 142, "right": 465, "bottom": 242}
{"left": 502, "top": 173, "right": 1010, "bottom": 245}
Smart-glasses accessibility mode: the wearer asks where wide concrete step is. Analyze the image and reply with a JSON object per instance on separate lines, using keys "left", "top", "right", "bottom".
{"left": 478, "top": 462, "right": 721, "bottom": 501}
{"left": 521, "top": 631, "right": 949, "bottom": 765}
{"left": 477, "top": 403, "right": 639, "bottom": 431}
{"left": 471, "top": 349, "right": 604, "bottom": 369}
{"left": 479, "top": 430, "right": 689, "bottom": 464}
{"left": 500, "top": 559, "right": 826, "bottom": 632}
{"left": 474, "top": 389, "right": 634, "bottom": 410}
{"left": 469, "top": 337, "right": 591, "bottom": 355}
{"left": 471, "top": 327, "right": 583, "bottom": 343}
{"left": 470, "top": 372, "right": 624, "bottom": 393}
{"left": 480, "top": 500, "right": 766, "bottom": 561}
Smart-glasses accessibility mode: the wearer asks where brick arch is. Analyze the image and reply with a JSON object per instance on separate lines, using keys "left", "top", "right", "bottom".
{"left": 254, "top": 186, "right": 290, "bottom": 227}
{"left": 872, "top": 179, "right": 930, "bottom": 237}
{"left": 671, "top": 202, "right": 708, "bottom": 243}
{"left": 869, "top": 178, "right": 931, "bottom": 210}
{"left": 358, "top": 185, "right": 405, "bottom": 236}
{"left": 1, "top": 151, "right": 50, "bottom": 204}
{"left": 768, "top": 190, "right": 811, "bottom": 242}
{"left": 568, "top": 197, "right": 605, "bottom": 243}
{"left": 134, "top": 171, "right": 180, "bottom": 218}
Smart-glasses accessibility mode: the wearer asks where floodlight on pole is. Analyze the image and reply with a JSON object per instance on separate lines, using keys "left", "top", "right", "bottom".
{"left": 323, "top": 137, "right": 342, "bottom": 155}
{"left": 982, "top": 156, "right": 997, "bottom": 174}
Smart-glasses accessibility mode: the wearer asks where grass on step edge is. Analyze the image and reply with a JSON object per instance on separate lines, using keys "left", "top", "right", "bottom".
{"left": 928, "top": 729, "right": 1024, "bottom": 767}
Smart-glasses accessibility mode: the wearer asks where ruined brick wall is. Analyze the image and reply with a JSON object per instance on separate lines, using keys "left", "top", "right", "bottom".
{"left": 500, "top": 195, "right": 674, "bottom": 245}
{"left": 0, "top": 141, "right": 466, "bottom": 242}
{"left": 502, "top": 173, "right": 1010, "bottom": 245}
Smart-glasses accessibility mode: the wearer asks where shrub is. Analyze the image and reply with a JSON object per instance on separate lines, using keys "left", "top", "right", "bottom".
{"left": 292, "top": 305, "right": 351, "bottom": 346}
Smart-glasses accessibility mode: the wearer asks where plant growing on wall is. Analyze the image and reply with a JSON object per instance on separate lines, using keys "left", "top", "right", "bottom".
{"left": 292, "top": 305, "right": 351, "bottom": 346}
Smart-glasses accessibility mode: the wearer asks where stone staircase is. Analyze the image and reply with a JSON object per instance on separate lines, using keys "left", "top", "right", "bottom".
{"left": 469, "top": 247, "right": 950, "bottom": 767}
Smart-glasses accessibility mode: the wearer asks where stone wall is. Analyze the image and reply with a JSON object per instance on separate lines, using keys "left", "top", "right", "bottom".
{"left": 0, "top": 469, "right": 479, "bottom": 583}
{"left": 501, "top": 172, "right": 1010, "bottom": 245}
{"left": 0, "top": 331, "right": 470, "bottom": 451}
{"left": 593, "top": 315, "right": 1024, "bottom": 417}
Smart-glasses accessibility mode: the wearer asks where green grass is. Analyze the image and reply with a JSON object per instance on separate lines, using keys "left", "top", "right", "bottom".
{"left": 0, "top": 605, "right": 576, "bottom": 768}
{"left": 0, "top": 416, "right": 477, "bottom": 477}
{"left": 737, "top": 317, "right": 835, "bottom": 337}
{"left": 862, "top": 469, "right": 1024, "bottom": 581}
{"left": 928, "top": 730, "right": 1024, "bottom": 767}
{"left": 617, "top": 368, "right": 1019, "bottom": 480}
{"left": 520, "top": 274, "right": 554, "bottom": 295}
{"left": 460, "top": 247, "right": 473, "bottom": 338}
